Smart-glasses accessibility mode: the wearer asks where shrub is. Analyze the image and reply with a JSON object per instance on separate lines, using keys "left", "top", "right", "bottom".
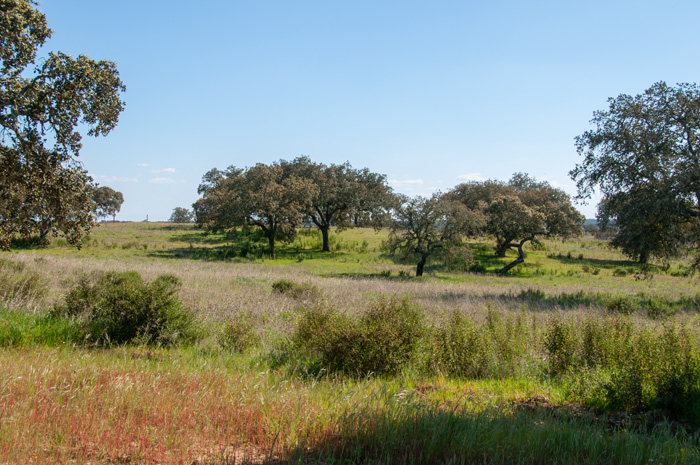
{"left": 544, "top": 319, "right": 578, "bottom": 375}
{"left": 432, "top": 311, "right": 494, "bottom": 378}
{"left": 605, "top": 295, "right": 638, "bottom": 315}
{"left": 218, "top": 312, "right": 260, "bottom": 352}
{"left": 612, "top": 268, "right": 628, "bottom": 277}
{"left": 293, "top": 296, "right": 427, "bottom": 375}
{"left": 592, "top": 324, "right": 700, "bottom": 424}
{"left": 54, "top": 271, "right": 196, "bottom": 345}
{"left": 271, "top": 279, "right": 319, "bottom": 300}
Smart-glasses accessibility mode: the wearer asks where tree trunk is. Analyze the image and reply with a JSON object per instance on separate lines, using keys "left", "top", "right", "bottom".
{"left": 498, "top": 239, "right": 528, "bottom": 274}
{"left": 639, "top": 249, "right": 649, "bottom": 265}
{"left": 321, "top": 226, "right": 330, "bottom": 252}
{"left": 495, "top": 241, "right": 508, "bottom": 258}
{"left": 267, "top": 235, "right": 275, "bottom": 259}
{"left": 416, "top": 254, "right": 428, "bottom": 277}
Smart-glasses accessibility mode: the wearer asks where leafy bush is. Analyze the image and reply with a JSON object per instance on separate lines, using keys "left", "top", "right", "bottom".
{"left": 592, "top": 324, "right": 700, "bottom": 424}
{"left": 432, "top": 311, "right": 494, "bottom": 378}
{"left": 54, "top": 271, "right": 197, "bottom": 345}
{"left": 218, "top": 312, "right": 260, "bottom": 352}
{"left": 271, "top": 279, "right": 319, "bottom": 300}
{"left": 612, "top": 268, "right": 628, "bottom": 277}
{"left": 544, "top": 319, "right": 578, "bottom": 375}
{"left": 606, "top": 295, "right": 638, "bottom": 315}
{"left": 293, "top": 296, "right": 427, "bottom": 375}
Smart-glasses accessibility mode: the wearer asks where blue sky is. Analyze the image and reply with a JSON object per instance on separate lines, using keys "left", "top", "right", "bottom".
{"left": 37, "top": 0, "right": 700, "bottom": 221}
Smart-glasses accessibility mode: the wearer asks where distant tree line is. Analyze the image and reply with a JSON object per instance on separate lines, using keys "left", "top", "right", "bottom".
{"left": 194, "top": 157, "right": 584, "bottom": 275}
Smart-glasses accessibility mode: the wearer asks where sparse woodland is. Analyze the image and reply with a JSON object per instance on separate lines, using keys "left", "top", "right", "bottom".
{"left": 3, "top": 2, "right": 700, "bottom": 464}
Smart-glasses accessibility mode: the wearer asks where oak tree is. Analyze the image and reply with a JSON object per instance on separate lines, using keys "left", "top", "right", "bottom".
{"left": 169, "top": 207, "right": 194, "bottom": 224}
{"left": 284, "top": 157, "right": 393, "bottom": 252}
{"left": 196, "top": 162, "right": 317, "bottom": 258}
{"left": 385, "top": 193, "right": 480, "bottom": 276}
{"left": 92, "top": 186, "right": 124, "bottom": 222}
{"left": 450, "top": 174, "right": 584, "bottom": 273}
{"left": 0, "top": 0, "right": 125, "bottom": 249}
{"left": 571, "top": 82, "right": 700, "bottom": 265}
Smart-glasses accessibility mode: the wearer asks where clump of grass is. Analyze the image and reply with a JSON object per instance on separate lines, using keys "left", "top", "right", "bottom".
{"left": 590, "top": 323, "right": 700, "bottom": 425}
{"left": 0, "top": 258, "right": 48, "bottom": 309}
{"left": 0, "top": 307, "right": 84, "bottom": 347}
{"left": 218, "top": 312, "right": 260, "bottom": 352}
{"left": 606, "top": 294, "right": 639, "bottom": 315}
{"left": 271, "top": 279, "right": 319, "bottom": 300}
{"left": 53, "top": 271, "right": 198, "bottom": 345}
{"left": 431, "top": 310, "right": 495, "bottom": 378}
{"left": 293, "top": 296, "right": 427, "bottom": 375}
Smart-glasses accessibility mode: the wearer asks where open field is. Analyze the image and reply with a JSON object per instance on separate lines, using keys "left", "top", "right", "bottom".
{"left": 2, "top": 223, "right": 700, "bottom": 464}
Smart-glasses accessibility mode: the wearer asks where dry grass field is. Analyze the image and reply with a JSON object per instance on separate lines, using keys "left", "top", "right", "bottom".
{"left": 2, "top": 223, "right": 700, "bottom": 464}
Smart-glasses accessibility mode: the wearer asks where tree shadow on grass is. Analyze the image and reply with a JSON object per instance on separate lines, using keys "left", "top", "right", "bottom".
{"left": 281, "top": 395, "right": 696, "bottom": 465}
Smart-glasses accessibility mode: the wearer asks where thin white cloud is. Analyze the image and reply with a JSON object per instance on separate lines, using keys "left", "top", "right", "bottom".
{"left": 94, "top": 175, "right": 138, "bottom": 183}
{"left": 151, "top": 168, "right": 176, "bottom": 173}
{"left": 457, "top": 172, "right": 486, "bottom": 182}
{"left": 136, "top": 163, "right": 149, "bottom": 167}
{"left": 388, "top": 179, "right": 424, "bottom": 187}
{"left": 148, "top": 177, "right": 177, "bottom": 184}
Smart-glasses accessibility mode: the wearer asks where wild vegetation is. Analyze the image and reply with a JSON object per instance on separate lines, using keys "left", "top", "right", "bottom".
{"left": 2, "top": 222, "right": 700, "bottom": 464}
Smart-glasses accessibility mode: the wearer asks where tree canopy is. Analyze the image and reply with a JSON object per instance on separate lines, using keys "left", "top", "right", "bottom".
{"left": 570, "top": 81, "right": 700, "bottom": 265}
{"left": 385, "top": 193, "right": 480, "bottom": 276}
{"left": 449, "top": 173, "right": 584, "bottom": 273}
{"left": 0, "top": 0, "right": 126, "bottom": 249}
{"left": 92, "top": 186, "right": 124, "bottom": 222}
{"left": 195, "top": 162, "right": 317, "bottom": 258}
{"left": 283, "top": 157, "right": 394, "bottom": 252}
{"left": 169, "top": 207, "right": 193, "bottom": 224}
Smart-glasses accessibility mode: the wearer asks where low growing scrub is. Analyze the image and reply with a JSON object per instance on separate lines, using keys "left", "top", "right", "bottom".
{"left": 218, "top": 312, "right": 260, "bottom": 352}
{"left": 271, "top": 279, "right": 319, "bottom": 300}
{"left": 293, "top": 296, "right": 427, "bottom": 375}
{"left": 53, "top": 271, "right": 197, "bottom": 345}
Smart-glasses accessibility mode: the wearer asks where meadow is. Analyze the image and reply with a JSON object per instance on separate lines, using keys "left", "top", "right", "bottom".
{"left": 1, "top": 222, "right": 700, "bottom": 464}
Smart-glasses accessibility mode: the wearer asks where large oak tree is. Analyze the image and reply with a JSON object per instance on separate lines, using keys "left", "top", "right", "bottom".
{"left": 385, "top": 193, "right": 481, "bottom": 276}
{"left": 195, "top": 162, "right": 317, "bottom": 258}
{"left": 284, "top": 157, "right": 394, "bottom": 252}
{"left": 449, "top": 174, "right": 584, "bottom": 273}
{"left": 0, "top": 0, "right": 125, "bottom": 249}
{"left": 571, "top": 81, "right": 700, "bottom": 266}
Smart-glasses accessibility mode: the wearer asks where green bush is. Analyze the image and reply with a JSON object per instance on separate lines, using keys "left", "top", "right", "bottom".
{"left": 293, "top": 296, "right": 427, "bottom": 375}
{"left": 54, "top": 271, "right": 197, "bottom": 345}
{"left": 592, "top": 324, "right": 700, "bottom": 424}
{"left": 606, "top": 295, "right": 638, "bottom": 315}
{"left": 218, "top": 312, "right": 260, "bottom": 352}
{"left": 432, "top": 311, "right": 494, "bottom": 378}
{"left": 271, "top": 279, "right": 319, "bottom": 300}
{"left": 544, "top": 319, "right": 578, "bottom": 375}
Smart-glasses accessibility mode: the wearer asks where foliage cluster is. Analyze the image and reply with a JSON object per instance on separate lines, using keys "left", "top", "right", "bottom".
{"left": 572, "top": 81, "right": 700, "bottom": 266}
{"left": 0, "top": 0, "right": 125, "bottom": 249}
{"left": 53, "top": 271, "right": 196, "bottom": 345}
{"left": 545, "top": 316, "right": 700, "bottom": 423}
{"left": 271, "top": 279, "right": 320, "bottom": 300}
{"left": 431, "top": 310, "right": 530, "bottom": 378}
{"left": 292, "top": 296, "right": 427, "bottom": 375}
{"left": 218, "top": 312, "right": 260, "bottom": 352}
